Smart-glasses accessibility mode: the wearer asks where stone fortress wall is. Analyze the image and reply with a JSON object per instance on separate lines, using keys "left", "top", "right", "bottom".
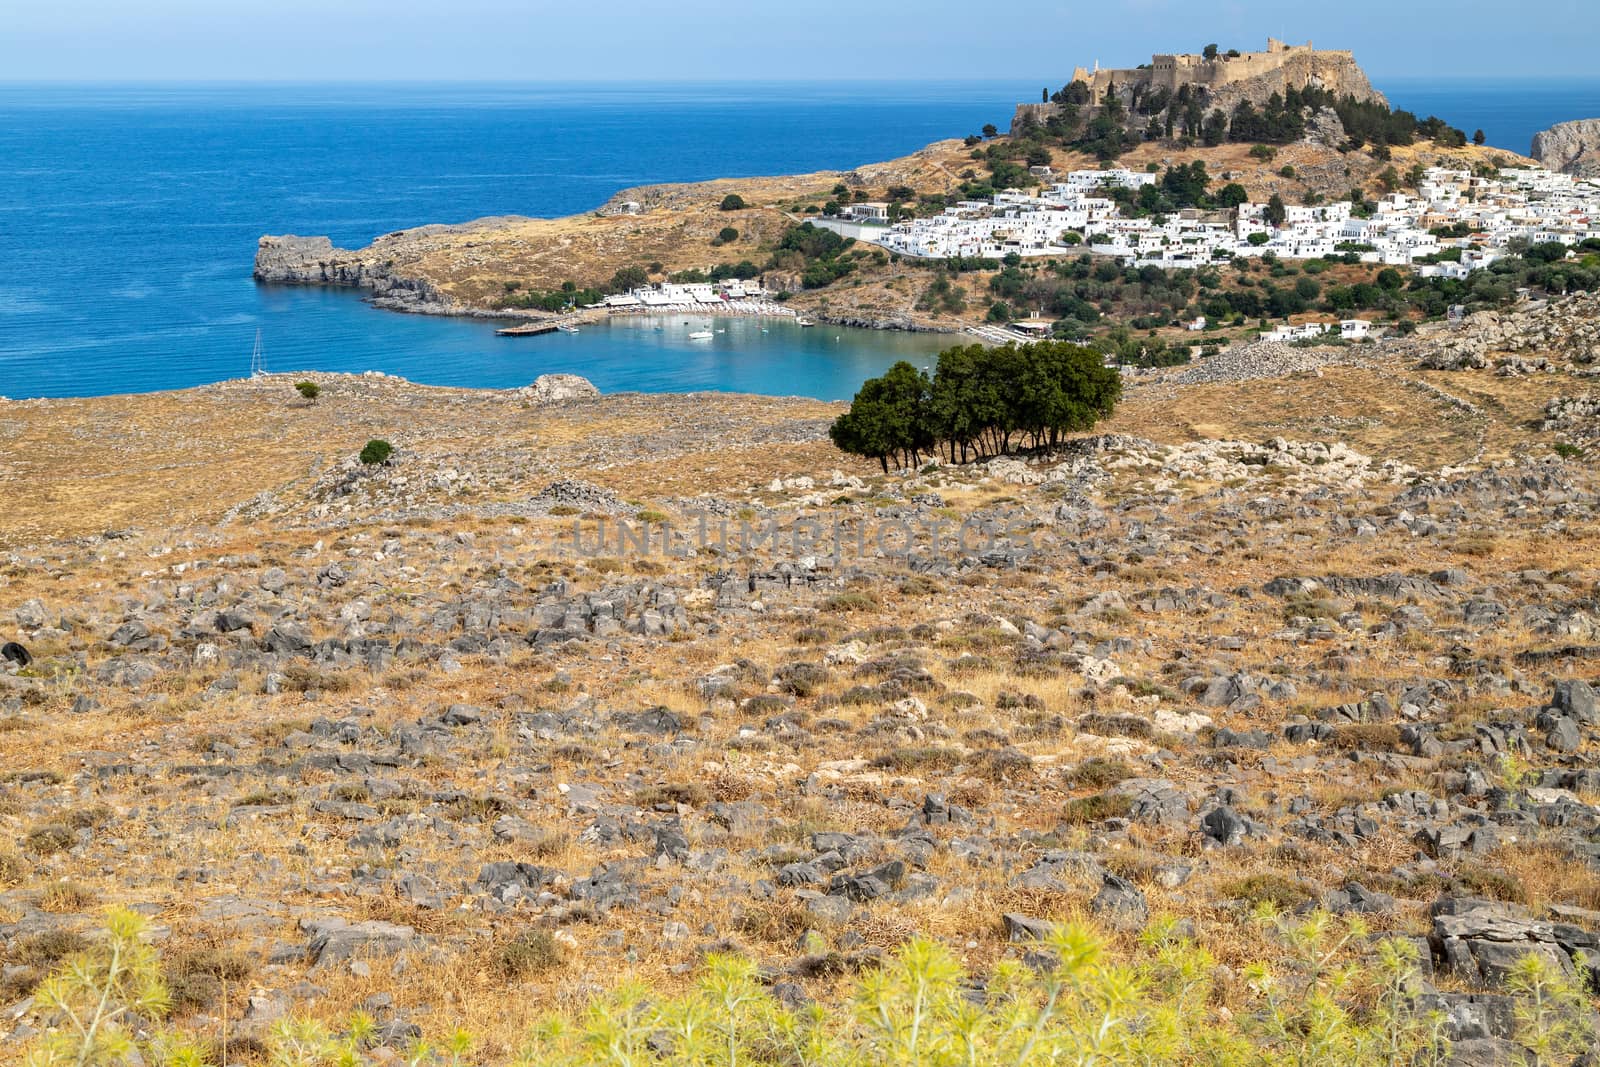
{"left": 1013, "top": 38, "right": 1384, "bottom": 136}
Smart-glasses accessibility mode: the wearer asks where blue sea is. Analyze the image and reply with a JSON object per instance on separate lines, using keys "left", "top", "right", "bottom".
{"left": 1, "top": 78, "right": 1598, "bottom": 401}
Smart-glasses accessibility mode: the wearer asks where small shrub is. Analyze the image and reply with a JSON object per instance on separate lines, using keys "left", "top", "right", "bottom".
{"left": 359, "top": 439, "right": 394, "bottom": 465}
{"left": 1061, "top": 792, "right": 1134, "bottom": 824}
{"left": 719, "top": 194, "right": 746, "bottom": 211}
{"left": 871, "top": 746, "right": 964, "bottom": 771}
{"left": 635, "top": 781, "right": 709, "bottom": 808}
{"left": 1062, "top": 757, "right": 1134, "bottom": 789}
{"left": 6, "top": 928, "right": 88, "bottom": 969}
{"left": 496, "top": 929, "right": 565, "bottom": 979}
{"left": 1222, "top": 871, "right": 1316, "bottom": 910}
{"left": 39, "top": 881, "right": 98, "bottom": 913}
{"left": 822, "top": 591, "right": 880, "bottom": 613}
{"left": 1554, "top": 442, "right": 1584, "bottom": 459}
{"left": 974, "top": 746, "right": 1034, "bottom": 781}
{"left": 1328, "top": 723, "right": 1404, "bottom": 751}
{"left": 25, "top": 823, "right": 75, "bottom": 855}
{"left": 294, "top": 381, "right": 320, "bottom": 401}
{"left": 65, "top": 804, "right": 112, "bottom": 830}
{"left": 165, "top": 946, "right": 254, "bottom": 1010}
{"left": 0, "top": 851, "right": 27, "bottom": 886}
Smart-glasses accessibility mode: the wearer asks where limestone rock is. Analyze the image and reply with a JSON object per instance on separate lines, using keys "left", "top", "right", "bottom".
{"left": 517, "top": 374, "right": 600, "bottom": 404}
{"left": 1531, "top": 118, "right": 1600, "bottom": 178}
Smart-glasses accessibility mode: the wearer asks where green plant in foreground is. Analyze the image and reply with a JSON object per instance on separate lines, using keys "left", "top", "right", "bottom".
{"left": 30, "top": 908, "right": 1597, "bottom": 1066}
{"left": 514, "top": 915, "right": 1470, "bottom": 1067}
{"left": 22, "top": 907, "right": 198, "bottom": 1067}
{"left": 1507, "top": 951, "right": 1594, "bottom": 1066}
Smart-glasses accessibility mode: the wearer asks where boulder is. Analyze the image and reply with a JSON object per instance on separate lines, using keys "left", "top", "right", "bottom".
{"left": 519, "top": 374, "right": 600, "bottom": 403}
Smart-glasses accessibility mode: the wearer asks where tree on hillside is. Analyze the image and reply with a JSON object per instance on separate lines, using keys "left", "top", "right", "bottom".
{"left": 828, "top": 362, "right": 934, "bottom": 473}
{"left": 719, "top": 194, "right": 746, "bottom": 211}
{"left": 832, "top": 342, "right": 1120, "bottom": 469}
{"left": 1474, "top": 129, "right": 1487, "bottom": 145}
{"left": 1203, "top": 43, "right": 1220, "bottom": 60}
{"left": 982, "top": 123, "right": 999, "bottom": 139}
{"left": 610, "top": 265, "right": 649, "bottom": 293}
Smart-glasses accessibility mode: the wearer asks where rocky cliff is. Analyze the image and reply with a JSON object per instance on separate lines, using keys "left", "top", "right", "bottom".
{"left": 254, "top": 234, "right": 453, "bottom": 312}
{"left": 1205, "top": 48, "right": 1386, "bottom": 116}
{"left": 1012, "top": 48, "right": 1385, "bottom": 137}
{"left": 1531, "top": 118, "right": 1600, "bottom": 178}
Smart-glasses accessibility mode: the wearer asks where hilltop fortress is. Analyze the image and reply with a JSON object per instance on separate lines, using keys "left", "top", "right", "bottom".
{"left": 1013, "top": 38, "right": 1387, "bottom": 134}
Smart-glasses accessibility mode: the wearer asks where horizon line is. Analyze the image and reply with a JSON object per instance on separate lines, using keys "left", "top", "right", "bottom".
{"left": 3, "top": 73, "right": 1600, "bottom": 87}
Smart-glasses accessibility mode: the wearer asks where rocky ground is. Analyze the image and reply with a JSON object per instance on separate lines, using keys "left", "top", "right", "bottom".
{"left": 4, "top": 312, "right": 1600, "bottom": 1063}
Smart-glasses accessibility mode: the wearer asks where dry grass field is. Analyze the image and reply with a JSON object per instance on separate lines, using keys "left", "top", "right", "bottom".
{"left": 4, "top": 312, "right": 1600, "bottom": 1062}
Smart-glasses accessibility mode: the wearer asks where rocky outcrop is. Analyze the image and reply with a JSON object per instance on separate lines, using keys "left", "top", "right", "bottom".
{"left": 1531, "top": 118, "right": 1600, "bottom": 178}
{"left": 515, "top": 374, "right": 601, "bottom": 403}
{"left": 1205, "top": 50, "right": 1385, "bottom": 118}
{"left": 254, "top": 235, "right": 452, "bottom": 312}
{"left": 1013, "top": 42, "right": 1385, "bottom": 136}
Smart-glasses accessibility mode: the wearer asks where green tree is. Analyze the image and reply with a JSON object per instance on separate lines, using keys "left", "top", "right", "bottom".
{"left": 1265, "top": 193, "right": 1288, "bottom": 227}
{"left": 922, "top": 341, "right": 1121, "bottom": 463}
{"left": 829, "top": 362, "right": 934, "bottom": 472}
{"left": 1217, "top": 183, "right": 1249, "bottom": 209}
{"left": 1473, "top": 128, "right": 1487, "bottom": 146}
{"left": 717, "top": 226, "right": 739, "bottom": 244}
{"left": 359, "top": 439, "right": 394, "bottom": 465}
{"left": 609, "top": 265, "right": 649, "bottom": 293}
{"left": 982, "top": 123, "right": 999, "bottom": 139}
{"left": 1203, "top": 43, "right": 1220, "bottom": 59}
{"left": 719, "top": 194, "right": 746, "bottom": 211}
{"left": 294, "top": 381, "right": 320, "bottom": 402}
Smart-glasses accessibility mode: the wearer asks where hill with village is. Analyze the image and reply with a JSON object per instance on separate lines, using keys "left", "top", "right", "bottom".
{"left": 255, "top": 38, "right": 1554, "bottom": 354}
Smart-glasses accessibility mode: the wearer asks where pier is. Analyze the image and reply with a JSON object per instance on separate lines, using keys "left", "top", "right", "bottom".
{"left": 495, "top": 310, "right": 605, "bottom": 337}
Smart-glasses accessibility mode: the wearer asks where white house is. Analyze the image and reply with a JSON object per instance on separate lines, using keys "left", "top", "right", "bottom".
{"left": 844, "top": 202, "right": 890, "bottom": 222}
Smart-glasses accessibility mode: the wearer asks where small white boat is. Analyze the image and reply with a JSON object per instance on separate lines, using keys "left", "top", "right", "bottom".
{"left": 555, "top": 323, "right": 579, "bottom": 334}
{"left": 688, "top": 330, "right": 714, "bottom": 340}
{"left": 796, "top": 318, "right": 815, "bottom": 327}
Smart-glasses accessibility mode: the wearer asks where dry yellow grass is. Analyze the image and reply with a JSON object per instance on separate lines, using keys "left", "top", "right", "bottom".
{"left": 4, "top": 343, "right": 1599, "bottom": 1058}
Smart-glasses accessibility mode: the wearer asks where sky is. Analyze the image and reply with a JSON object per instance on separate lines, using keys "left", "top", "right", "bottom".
{"left": 3, "top": 0, "right": 1598, "bottom": 82}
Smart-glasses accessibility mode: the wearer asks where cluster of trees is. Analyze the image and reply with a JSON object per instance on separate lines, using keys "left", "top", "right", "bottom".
{"left": 829, "top": 341, "right": 1121, "bottom": 470}
{"left": 501, "top": 279, "right": 606, "bottom": 312}
{"left": 1013, "top": 78, "right": 1468, "bottom": 161}
{"left": 769, "top": 222, "right": 862, "bottom": 288}
{"left": 1100, "top": 161, "right": 1251, "bottom": 218}
{"left": 500, "top": 255, "right": 767, "bottom": 310}
{"left": 665, "top": 260, "right": 763, "bottom": 285}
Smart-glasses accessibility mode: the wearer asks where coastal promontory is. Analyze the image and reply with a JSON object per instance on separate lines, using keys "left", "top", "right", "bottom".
{"left": 1532, "top": 117, "right": 1600, "bottom": 178}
